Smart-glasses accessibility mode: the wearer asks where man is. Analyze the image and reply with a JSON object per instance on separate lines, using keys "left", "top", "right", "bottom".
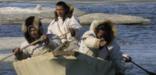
{"left": 47, "top": 1, "right": 82, "bottom": 43}
{"left": 79, "top": 20, "right": 130, "bottom": 75}
{"left": 13, "top": 16, "right": 61, "bottom": 60}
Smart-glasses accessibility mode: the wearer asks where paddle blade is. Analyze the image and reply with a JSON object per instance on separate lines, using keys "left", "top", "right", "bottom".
{"left": 148, "top": 72, "right": 156, "bottom": 75}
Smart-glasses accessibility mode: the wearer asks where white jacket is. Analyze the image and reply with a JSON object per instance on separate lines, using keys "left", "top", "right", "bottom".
{"left": 79, "top": 20, "right": 126, "bottom": 74}
{"left": 47, "top": 16, "right": 82, "bottom": 43}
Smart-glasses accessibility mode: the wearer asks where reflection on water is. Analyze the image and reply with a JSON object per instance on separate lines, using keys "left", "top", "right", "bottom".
{"left": 0, "top": 2, "right": 156, "bottom": 75}
{"left": 0, "top": 25, "right": 22, "bottom": 37}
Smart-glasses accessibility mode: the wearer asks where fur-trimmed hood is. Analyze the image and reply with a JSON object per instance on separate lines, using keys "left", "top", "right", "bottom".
{"left": 21, "top": 16, "right": 43, "bottom": 43}
{"left": 89, "top": 20, "right": 116, "bottom": 36}
{"left": 21, "top": 16, "right": 43, "bottom": 33}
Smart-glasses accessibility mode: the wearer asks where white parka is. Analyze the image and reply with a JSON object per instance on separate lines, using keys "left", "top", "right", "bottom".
{"left": 47, "top": 16, "right": 82, "bottom": 43}
{"left": 79, "top": 20, "right": 126, "bottom": 74}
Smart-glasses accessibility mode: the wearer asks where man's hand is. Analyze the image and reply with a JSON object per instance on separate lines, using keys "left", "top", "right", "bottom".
{"left": 12, "top": 48, "right": 27, "bottom": 60}
{"left": 122, "top": 54, "right": 132, "bottom": 62}
{"left": 99, "top": 39, "right": 107, "bottom": 48}
{"left": 69, "top": 28, "right": 76, "bottom": 37}
{"left": 40, "top": 35, "right": 49, "bottom": 44}
{"left": 12, "top": 48, "right": 22, "bottom": 55}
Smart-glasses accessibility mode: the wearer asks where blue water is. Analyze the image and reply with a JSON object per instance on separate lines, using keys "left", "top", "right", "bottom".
{"left": 0, "top": 2, "right": 156, "bottom": 75}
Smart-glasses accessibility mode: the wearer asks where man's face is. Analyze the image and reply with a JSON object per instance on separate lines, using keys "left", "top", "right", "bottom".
{"left": 55, "top": 6, "right": 65, "bottom": 17}
{"left": 29, "top": 27, "right": 39, "bottom": 39}
{"left": 96, "top": 30, "right": 107, "bottom": 39}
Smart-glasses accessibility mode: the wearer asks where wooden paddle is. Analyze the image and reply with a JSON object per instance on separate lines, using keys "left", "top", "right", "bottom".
{"left": 0, "top": 32, "right": 71, "bottom": 62}
{"left": 0, "top": 36, "right": 46, "bottom": 62}
{"left": 131, "top": 60, "right": 156, "bottom": 75}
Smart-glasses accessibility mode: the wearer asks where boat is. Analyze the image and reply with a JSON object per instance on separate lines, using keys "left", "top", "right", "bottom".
{"left": 13, "top": 52, "right": 115, "bottom": 75}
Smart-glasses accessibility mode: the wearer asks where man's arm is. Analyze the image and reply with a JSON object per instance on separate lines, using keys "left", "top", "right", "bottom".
{"left": 110, "top": 42, "right": 126, "bottom": 75}
{"left": 68, "top": 16, "right": 82, "bottom": 39}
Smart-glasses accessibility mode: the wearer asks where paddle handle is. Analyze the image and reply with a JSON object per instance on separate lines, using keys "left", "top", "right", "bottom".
{"left": 0, "top": 54, "right": 13, "bottom": 61}
{"left": 131, "top": 61, "right": 150, "bottom": 73}
{"left": 0, "top": 37, "right": 43, "bottom": 62}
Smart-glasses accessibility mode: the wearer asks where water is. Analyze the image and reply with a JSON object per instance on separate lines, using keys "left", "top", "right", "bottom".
{"left": 0, "top": 2, "right": 156, "bottom": 75}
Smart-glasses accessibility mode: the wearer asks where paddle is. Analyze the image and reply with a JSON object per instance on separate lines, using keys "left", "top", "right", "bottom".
{"left": 0, "top": 35, "right": 47, "bottom": 62}
{"left": 131, "top": 60, "right": 156, "bottom": 75}
{"left": 123, "top": 56, "right": 156, "bottom": 75}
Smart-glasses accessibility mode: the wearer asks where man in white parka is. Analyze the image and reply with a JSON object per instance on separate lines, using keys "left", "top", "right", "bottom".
{"left": 79, "top": 20, "right": 128, "bottom": 75}
{"left": 13, "top": 16, "right": 61, "bottom": 60}
{"left": 47, "top": 1, "right": 82, "bottom": 43}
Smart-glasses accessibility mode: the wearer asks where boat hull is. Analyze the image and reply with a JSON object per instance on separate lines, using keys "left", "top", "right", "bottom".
{"left": 13, "top": 53, "right": 115, "bottom": 75}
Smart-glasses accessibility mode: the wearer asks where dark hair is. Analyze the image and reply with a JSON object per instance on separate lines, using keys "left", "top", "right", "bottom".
{"left": 95, "top": 20, "right": 115, "bottom": 45}
{"left": 24, "top": 16, "right": 43, "bottom": 44}
{"left": 54, "top": 1, "right": 72, "bottom": 21}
